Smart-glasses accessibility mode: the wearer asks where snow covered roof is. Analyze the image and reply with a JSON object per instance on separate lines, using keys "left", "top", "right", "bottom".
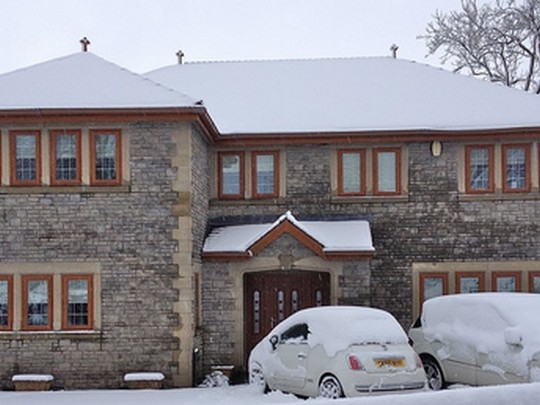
{"left": 146, "top": 57, "right": 540, "bottom": 135}
{"left": 0, "top": 52, "right": 198, "bottom": 110}
{"left": 202, "top": 211, "right": 373, "bottom": 258}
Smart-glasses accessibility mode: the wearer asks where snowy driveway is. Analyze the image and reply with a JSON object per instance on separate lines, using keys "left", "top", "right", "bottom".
{"left": 1, "top": 383, "right": 539, "bottom": 405}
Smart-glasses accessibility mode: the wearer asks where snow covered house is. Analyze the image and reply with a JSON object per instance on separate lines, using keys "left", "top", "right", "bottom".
{"left": 1, "top": 46, "right": 540, "bottom": 389}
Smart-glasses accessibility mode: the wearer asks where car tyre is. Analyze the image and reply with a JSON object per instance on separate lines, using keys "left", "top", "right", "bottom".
{"left": 249, "top": 363, "right": 269, "bottom": 393}
{"left": 422, "top": 356, "right": 445, "bottom": 390}
{"left": 319, "top": 375, "right": 344, "bottom": 399}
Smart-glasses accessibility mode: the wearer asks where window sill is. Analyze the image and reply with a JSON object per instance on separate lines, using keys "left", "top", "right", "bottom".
{"left": 459, "top": 191, "right": 540, "bottom": 202}
{"left": 0, "top": 330, "right": 102, "bottom": 340}
{"left": 0, "top": 185, "right": 130, "bottom": 194}
{"left": 210, "top": 197, "right": 288, "bottom": 206}
{"left": 331, "top": 195, "right": 409, "bottom": 204}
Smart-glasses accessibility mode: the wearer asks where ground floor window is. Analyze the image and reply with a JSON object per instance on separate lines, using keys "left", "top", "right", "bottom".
{"left": 0, "top": 263, "right": 100, "bottom": 332}
{"left": 413, "top": 261, "right": 540, "bottom": 319}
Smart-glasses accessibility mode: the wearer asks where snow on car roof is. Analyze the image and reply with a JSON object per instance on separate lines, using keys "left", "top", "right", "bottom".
{"left": 421, "top": 293, "right": 540, "bottom": 375}
{"left": 272, "top": 306, "right": 408, "bottom": 357}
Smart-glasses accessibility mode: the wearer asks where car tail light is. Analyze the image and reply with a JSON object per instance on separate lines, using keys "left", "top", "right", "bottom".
{"left": 347, "top": 355, "right": 364, "bottom": 370}
{"left": 414, "top": 353, "right": 423, "bottom": 370}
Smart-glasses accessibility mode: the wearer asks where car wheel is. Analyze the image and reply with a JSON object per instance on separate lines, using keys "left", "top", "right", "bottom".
{"left": 423, "top": 356, "right": 445, "bottom": 390}
{"left": 249, "top": 364, "right": 269, "bottom": 393}
{"left": 319, "top": 375, "right": 344, "bottom": 399}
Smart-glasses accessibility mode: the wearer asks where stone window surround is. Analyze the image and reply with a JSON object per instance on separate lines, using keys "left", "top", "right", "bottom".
{"left": 0, "top": 127, "right": 129, "bottom": 189}
{"left": 215, "top": 149, "right": 285, "bottom": 200}
{"left": 0, "top": 262, "right": 101, "bottom": 333}
{"left": 460, "top": 141, "right": 539, "bottom": 197}
{"left": 412, "top": 261, "right": 540, "bottom": 320}
{"left": 333, "top": 145, "right": 408, "bottom": 199}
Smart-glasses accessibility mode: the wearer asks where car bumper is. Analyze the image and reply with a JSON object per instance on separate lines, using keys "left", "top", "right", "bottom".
{"left": 354, "top": 381, "right": 427, "bottom": 393}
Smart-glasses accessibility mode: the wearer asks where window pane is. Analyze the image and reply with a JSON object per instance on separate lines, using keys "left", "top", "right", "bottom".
{"left": 423, "top": 278, "right": 443, "bottom": 301}
{"left": 377, "top": 151, "right": 397, "bottom": 192}
{"left": 460, "top": 277, "right": 480, "bottom": 293}
{"left": 253, "top": 290, "right": 260, "bottom": 334}
{"left": 277, "top": 290, "right": 285, "bottom": 322}
{"left": 0, "top": 281, "right": 8, "bottom": 327}
{"left": 505, "top": 147, "right": 526, "bottom": 190}
{"left": 95, "top": 134, "right": 117, "bottom": 180}
{"left": 221, "top": 154, "right": 241, "bottom": 195}
{"left": 27, "top": 279, "right": 49, "bottom": 326}
{"left": 469, "top": 148, "right": 490, "bottom": 190}
{"left": 256, "top": 154, "right": 275, "bottom": 195}
{"left": 56, "top": 134, "right": 77, "bottom": 181}
{"left": 67, "top": 279, "right": 89, "bottom": 326}
{"left": 342, "top": 152, "right": 361, "bottom": 193}
{"left": 16, "top": 135, "right": 37, "bottom": 181}
{"left": 533, "top": 276, "right": 540, "bottom": 293}
{"left": 496, "top": 276, "right": 516, "bottom": 292}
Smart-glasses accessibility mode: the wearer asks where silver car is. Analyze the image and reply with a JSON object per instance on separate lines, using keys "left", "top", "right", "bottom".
{"left": 409, "top": 293, "right": 540, "bottom": 390}
{"left": 248, "top": 306, "right": 427, "bottom": 398}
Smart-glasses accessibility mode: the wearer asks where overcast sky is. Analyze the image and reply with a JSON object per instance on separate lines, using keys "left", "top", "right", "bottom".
{"left": 0, "top": 1, "right": 463, "bottom": 74}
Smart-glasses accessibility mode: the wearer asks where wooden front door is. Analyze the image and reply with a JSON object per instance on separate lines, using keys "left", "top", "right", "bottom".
{"left": 244, "top": 270, "right": 330, "bottom": 360}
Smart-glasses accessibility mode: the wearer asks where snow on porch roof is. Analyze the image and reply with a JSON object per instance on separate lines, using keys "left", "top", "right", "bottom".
{"left": 202, "top": 211, "right": 374, "bottom": 259}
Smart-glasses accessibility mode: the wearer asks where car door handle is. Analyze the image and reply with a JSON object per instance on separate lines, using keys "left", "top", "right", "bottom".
{"left": 298, "top": 352, "right": 307, "bottom": 359}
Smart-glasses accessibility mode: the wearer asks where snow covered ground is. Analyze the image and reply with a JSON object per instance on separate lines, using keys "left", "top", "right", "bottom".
{"left": 1, "top": 383, "right": 539, "bottom": 405}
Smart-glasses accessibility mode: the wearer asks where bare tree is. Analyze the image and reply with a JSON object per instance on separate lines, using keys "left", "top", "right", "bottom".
{"left": 423, "top": 0, "right": 540, "bottom": 93}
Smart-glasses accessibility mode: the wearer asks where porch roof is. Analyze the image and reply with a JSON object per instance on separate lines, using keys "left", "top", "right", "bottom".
{"left": 202, "top": 211, "right": 374, "bottom": 259}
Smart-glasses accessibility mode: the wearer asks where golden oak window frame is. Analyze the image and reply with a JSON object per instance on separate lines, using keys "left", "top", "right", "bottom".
{"left": 9, "top": 130, "right": 42, "bottom": 186}
{"left": 62, "top": 274, "right": 94, "bottom": 330}
{"left": 49, "top": 129, "right": 82, "bottom": 186}
{"left": 0, "top": 275, "right": 13, "bottom": 331}
{"left": 21, "top": 274, "right": 54, "bottom": 331}
{"left": 337, "top": 149, "right": 367, "bottom": 196}
{"left": 373, "top": 147, "right": 401, "bottom": 196}
{"left": 89, "top": 129, "right": 122, "bottom": 186}
{"left": 251, "top": 151, "right": 280, "bottom": 199}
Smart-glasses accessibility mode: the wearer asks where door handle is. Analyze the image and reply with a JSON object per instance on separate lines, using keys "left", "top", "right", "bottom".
{"left": 298, "top": 352, "right": 307, "bottom": 359}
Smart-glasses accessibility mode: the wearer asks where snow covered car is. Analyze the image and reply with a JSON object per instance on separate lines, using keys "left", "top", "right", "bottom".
{"left": 248, "top": 306, "right": 427, "bottom": 398}
{"left": 409, "top": 293, "right": 540, "bottom": 390}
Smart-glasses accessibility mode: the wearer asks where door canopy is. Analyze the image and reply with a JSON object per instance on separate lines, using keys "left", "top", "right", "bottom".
{"left": 202, "top": 211, "right": 374, "bottom": 260}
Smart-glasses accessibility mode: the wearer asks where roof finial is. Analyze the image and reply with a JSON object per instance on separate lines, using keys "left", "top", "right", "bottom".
{"left": 176, "top": 50, "right": 185, "bottom": 65}
{"left": 80, "top": 37, "right": 91, "bottom": 52}
{"left": 390, "top": 44, "right": 399, "bottom": 59}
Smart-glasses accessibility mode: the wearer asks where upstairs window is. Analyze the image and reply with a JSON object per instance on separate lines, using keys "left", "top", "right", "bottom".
{"left": 502, "top": 144, "right": 530, "bottom": 193}
{"left": 50, "top": 130, "right": 81, "bottom": 186}
{"left": 373, "top": 148, "right": 401, "bottom": 195}
{"left": 0, "top": 276, "right": 13, "bottom": 330}
{"left": 252, "top": 151, "right": 279, "bottom": 198}
{"left": 465, "top": 145, "right": 494, "bottom": 193}
{"left": 338, "top": 149, "right": 366, "bottom": 196}
{"left": 90, "top": 130, "right": 122, "bottom": 185}
{"left": 22, "top": 275, "right": 53, "bottom": 331}
{"left": 10, "top": 130, "right": 41, "bottom": 186}
{"left": 62, "top": 274, "right": 93, "bottom": 330}
{"left": 218, "top": 152, "right": 244, "bottom": 199}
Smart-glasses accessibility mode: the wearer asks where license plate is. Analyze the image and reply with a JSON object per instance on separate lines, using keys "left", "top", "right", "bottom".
{"left": 375, "top": 358, "right": 405, "bottom": 368}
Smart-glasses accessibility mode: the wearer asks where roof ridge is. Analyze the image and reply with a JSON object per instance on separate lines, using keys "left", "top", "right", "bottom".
{"left": 183, "top": 55, "right": 395, "bottom": 65}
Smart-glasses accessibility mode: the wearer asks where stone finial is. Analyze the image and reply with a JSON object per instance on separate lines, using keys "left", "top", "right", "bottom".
{"left": 80, "top": 37, "right": 91, "bottom": 52}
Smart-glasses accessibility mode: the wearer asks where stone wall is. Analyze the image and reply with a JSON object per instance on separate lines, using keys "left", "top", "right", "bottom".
{"left": 0, "top": 121, "right": 189, "bottom": 389}
{"left": 205, "top": 141, "right": 540, "bottom": 334}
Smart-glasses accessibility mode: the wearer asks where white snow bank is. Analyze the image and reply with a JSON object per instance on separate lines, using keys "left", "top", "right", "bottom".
{"left": 1, "top": 382, "right": 539, "bottom": 405}
{"left": 123, "top": 372, "right": 165, "bottom": 382}
{"left": 11, "top": 374, "right": 54, "bottom": 382}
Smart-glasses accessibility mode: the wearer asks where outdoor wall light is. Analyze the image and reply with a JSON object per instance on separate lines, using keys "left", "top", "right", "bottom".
{"left": 430, "top": 140, "right": 443, "bottom": 157}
